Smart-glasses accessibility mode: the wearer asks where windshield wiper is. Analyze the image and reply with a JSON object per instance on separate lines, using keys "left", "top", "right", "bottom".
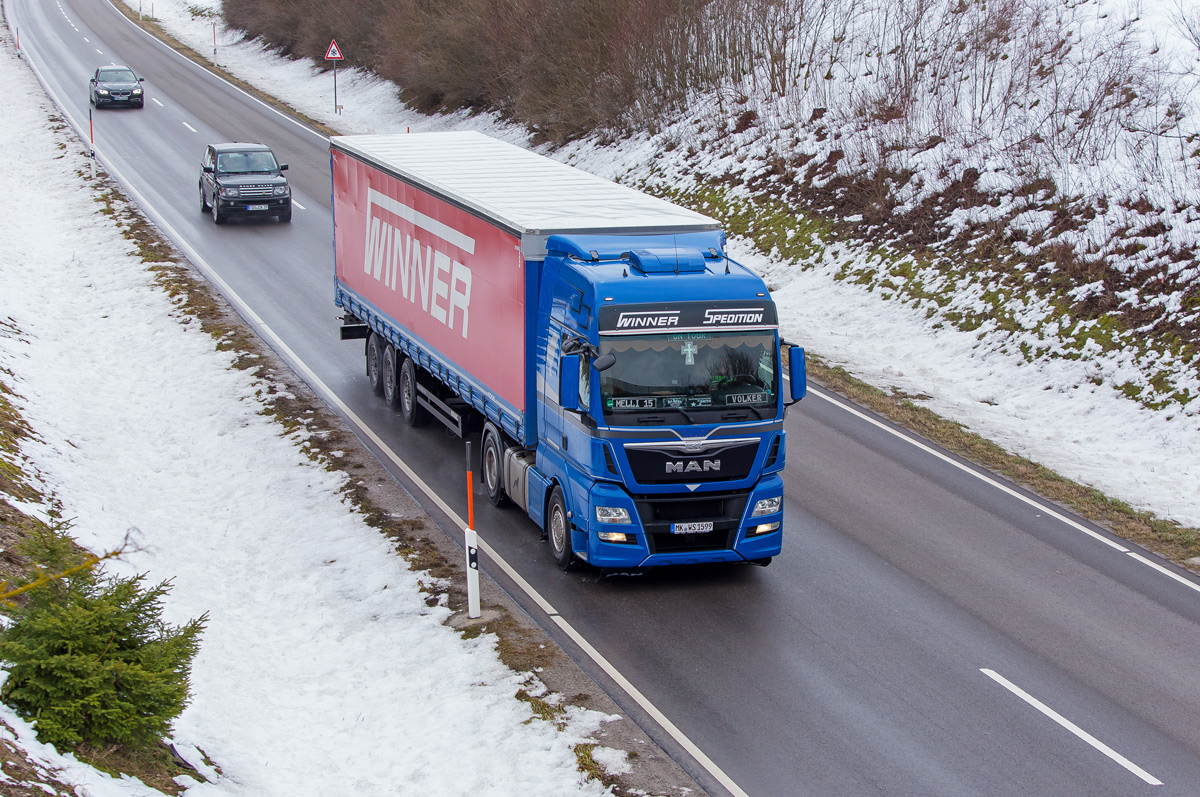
{"left": 722, "top": 403, "right": 765, "bottom": 420}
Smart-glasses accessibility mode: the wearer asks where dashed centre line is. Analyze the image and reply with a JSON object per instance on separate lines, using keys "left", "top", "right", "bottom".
{"left": 981, "top": 669, "right": 1162, "bottom": 786}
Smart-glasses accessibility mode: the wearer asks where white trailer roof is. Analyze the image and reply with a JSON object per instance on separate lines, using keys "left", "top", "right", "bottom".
{"left": 331, "top": 131, "right": 720, "bottom": 236}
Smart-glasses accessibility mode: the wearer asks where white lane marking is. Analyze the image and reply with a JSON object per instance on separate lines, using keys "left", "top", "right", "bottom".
{"left": 94, "top": 48, "right": 103, "bottom": 54}
{"left": 83, "top": 36, "right": 89, "bottom": 42}
{"left": 807, "top": 386, "right": 1130, "bottom": 552}
{"left": 151, "top": 97, "right": 164, "bottom": 107}
{"left": 291, "top": 200, "right": 306, "bottom": 210}
{"left": 548, "top": 614, "right": 750, "bottom": 797}
{"left": 981, "top": 669, "right": 1162, "bottom": 786}
{"left": 1126, "top": 552, "right": 1200, "bottom": 595}
{"left": 181, "top": 121, "right": 197, "bottom": 132}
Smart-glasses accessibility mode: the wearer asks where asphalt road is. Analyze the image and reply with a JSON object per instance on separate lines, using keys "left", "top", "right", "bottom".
{"left": 9, "top": 1, "right": 1200, "bottom": 794}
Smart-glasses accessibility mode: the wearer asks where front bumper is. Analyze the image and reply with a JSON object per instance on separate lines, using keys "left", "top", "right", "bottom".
{"left": 95, "top": 95, "right": 143, "bottom": 106}
{"left": 579, "top": 475, "right": 784, "bottom": 568}
{"left": 216, "top": 196, "right": 291, "bottom": 216}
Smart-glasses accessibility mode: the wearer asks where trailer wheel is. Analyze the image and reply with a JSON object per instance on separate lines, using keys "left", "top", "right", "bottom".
{"left": 366, "top": 333, "right": 384, "bottom": 396}
{"left": 547, "top": 486, "right": 577, "bottom": 571}
{"left": 382, "top": 345, "right": 401, "bottom": 409}
{"left": 399, "top": 356, "right": 431, "bottom": 427}
{"left": 482, "top": 425, "right": 511, "bottom": 507}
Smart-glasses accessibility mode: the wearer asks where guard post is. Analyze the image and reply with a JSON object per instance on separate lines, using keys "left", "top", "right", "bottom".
{"left": 464, "top": 442, "right": 480, "bottom": 619}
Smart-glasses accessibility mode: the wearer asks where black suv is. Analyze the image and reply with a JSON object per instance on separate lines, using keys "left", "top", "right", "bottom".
{"left": 199, "top": 143, "right": 292, "bottom": 224}
{"left": 89, "top": 66, "right": 144, "bottom": 108}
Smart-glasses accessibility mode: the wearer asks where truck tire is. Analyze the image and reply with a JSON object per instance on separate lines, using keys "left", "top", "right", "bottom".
{"left": 482, "top": 425, "right": 511, "bottom": 507}
{"left": 399, "top": 356, "right": 431, "bottom": 427}
{"left": 547, "top": 486, "right": 577, "bottom": 571}
{"left": 382, "top": 344, "right": 401, "bottom": 410}
{"left": 366, "top": 333, "right": 385, "bottom": 396}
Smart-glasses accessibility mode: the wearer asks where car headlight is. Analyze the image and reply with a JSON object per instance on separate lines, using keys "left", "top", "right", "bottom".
{"left": 132, "top": 88, "right": 143, "bottom": 95}
{"left": 218, "top": 185, "right": 240, "bottom": 198}
{"left": 750, "top": 496, "right": 782, "bottom": 517}
{"left": 595, "top": 506, "right": 632, "bottom": 525}
{"left": 96, "top": 89, "right": 110, "bottom": 95}
{"left": 273, "top": 185, "right": 289, "bottom": 196}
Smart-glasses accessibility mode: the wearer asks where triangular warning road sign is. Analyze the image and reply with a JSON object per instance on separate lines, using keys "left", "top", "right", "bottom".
{"left": 325, "top": 39, "right": 344, "bottom": 60}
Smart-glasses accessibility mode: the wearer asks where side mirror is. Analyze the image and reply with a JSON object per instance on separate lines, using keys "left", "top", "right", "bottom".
{"left": 559, "top": 354, "right": 583, "bottom": 412}
{"left": 593, "top": 352, "right": 616, "bottom": 372}
{"left": 787, "top": 346, "right": 807, "bottom": 403}
{"left": 202, "top": 164, "right": 214, "bottom": 173}
{"left": 139, "top": 77, "right": 145, "bottom": 82}
{"left": 279, "top": 163, "right": 289, "bottom": 171}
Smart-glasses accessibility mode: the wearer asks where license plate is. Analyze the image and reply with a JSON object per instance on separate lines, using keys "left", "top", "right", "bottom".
{"left": 671, "top": 521, "right": 713, "bottom": 534}
{"left": 247, "top": 204, "right": 269, "bottom": 211}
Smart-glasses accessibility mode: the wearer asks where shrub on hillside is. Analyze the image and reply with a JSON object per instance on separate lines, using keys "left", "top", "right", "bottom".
{"left": 0, "top": 527, "right": 205, "bottom": 750}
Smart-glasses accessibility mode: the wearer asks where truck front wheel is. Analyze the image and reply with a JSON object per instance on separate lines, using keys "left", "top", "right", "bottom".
{"left": 399, "top": 356, "right": 431, "bottom": 427}
{"left": 366, "top": 333, "right": 384, "bottom": 396}
{"left": 547, "top": 487, "right": 577, "bottom": 571}
{"left": 482, "top": 425, "right": 511, "bottom": 507}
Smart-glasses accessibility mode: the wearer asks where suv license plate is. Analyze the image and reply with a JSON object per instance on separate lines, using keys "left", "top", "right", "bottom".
{"left": 247, "top": 204, "right": 269, "bottom": 211}
{"left": 671, "top": 521, "right": 713, "bottom": 534}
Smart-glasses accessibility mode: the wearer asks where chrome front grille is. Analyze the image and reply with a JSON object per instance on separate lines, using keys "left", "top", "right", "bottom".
{"left": 239, "top": 185, "right": 275, "bottom": 198}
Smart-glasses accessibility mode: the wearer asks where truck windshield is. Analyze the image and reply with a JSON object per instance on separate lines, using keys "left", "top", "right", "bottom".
{"left": 598, "top": 331, "right": 776, "bottom": 422}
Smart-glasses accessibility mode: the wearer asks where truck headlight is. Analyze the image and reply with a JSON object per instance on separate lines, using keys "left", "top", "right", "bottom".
{"left": 749, "top": 521, "right": 780, "bottom": 536}
{"left": 598, "top": 531, "right": 634, "bottom": 543}
{"left": 595, "top": 506, "right": 632, "bottom": 524}
{"left": 750, "top": 496, "right": 781, "bottom": 517}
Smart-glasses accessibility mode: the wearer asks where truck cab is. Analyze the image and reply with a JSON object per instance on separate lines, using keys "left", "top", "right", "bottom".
{"left": 493, "top": 231, "right": 805, "bottom": 570}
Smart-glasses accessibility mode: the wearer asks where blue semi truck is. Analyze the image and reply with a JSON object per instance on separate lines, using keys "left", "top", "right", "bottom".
{"left": 332, "top": 131, "right": 805, "bottom": 569}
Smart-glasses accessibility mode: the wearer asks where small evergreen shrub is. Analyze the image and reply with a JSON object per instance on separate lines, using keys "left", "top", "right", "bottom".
{"left": 0, "top": 530, "right": 206, "bottom": 749}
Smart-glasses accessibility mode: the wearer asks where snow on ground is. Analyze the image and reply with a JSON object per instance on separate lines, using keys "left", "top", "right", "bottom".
{"left": 0, "top": 24, "right": 618, "bottom": 797}
{"left": 146, "top": 0, "right": 1199, "bottom": 526}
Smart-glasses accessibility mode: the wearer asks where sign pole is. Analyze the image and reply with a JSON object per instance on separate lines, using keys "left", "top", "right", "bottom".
{"left": 465, "top": 442, "right": 480, "bottom": 619}
{"left": 325, "top": 39, "right": 345, "bottom": 114}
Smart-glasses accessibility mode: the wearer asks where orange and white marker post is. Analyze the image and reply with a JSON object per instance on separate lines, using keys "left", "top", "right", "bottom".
{"left": 464, "top": 442, "right": 481, "bottom": 618}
